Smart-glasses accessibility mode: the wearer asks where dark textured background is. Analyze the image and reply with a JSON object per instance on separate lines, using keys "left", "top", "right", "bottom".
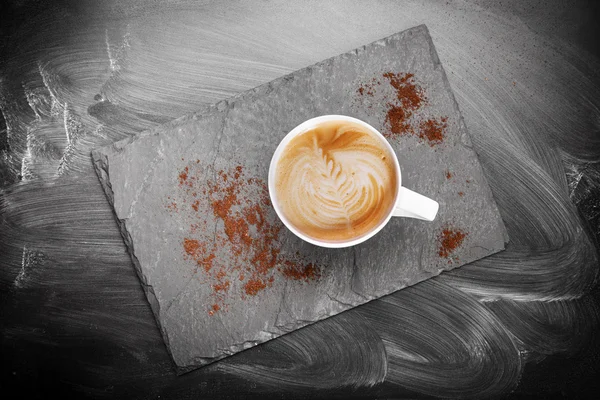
{"left": 1, "top": 0, "right": 599, "bottom": 398}
{"left": 91, "top": 25, "right": 509, "bottom": 371}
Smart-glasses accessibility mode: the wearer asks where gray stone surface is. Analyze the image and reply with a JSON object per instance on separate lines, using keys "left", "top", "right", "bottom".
{"left": 91, "top": 25, "right": 508, "bottom": 373}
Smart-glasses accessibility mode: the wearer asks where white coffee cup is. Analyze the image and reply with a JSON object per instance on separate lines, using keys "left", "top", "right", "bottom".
{"left": 268, "top": 115, "right": 439, "bottom": 248}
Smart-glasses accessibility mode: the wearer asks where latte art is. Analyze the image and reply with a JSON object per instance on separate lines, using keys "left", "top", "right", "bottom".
{"left": 274, "top": 120, "right": 398, "bottom": 242}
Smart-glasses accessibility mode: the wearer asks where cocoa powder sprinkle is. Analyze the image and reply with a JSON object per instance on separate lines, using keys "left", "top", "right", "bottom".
{"left": 418, "top": 117, "right": 448, "bottom": 146}
{"left": 356, "top": 72, "right": 451, "bottom": 146}
{"left": 438, "top": 228, "right": 467, "bottom": 259}
{"left": 385, "top": 104, "right": 412, "bottom": 136}
{"left": 168, "top": 163, "right": 321, "bottom": 315}
{"left": 281, "top": 261, "right": 321, "bottom": 282}
{"left": 383, "top": 72, "right": 425, "bottom": 109}
{"left": 178, "top": 166, "right": 189, "bottom": 185}
{"left": 183, "top": 238, "right": 200, "bottom": 256}
{"left": 382, "top": 72, "right": 426, "bottom": 137}
{"left": 244, "top": 278, "right": 267, "bottom": 296}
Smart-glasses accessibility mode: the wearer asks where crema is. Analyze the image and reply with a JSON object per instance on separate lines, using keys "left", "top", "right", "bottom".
{"left": 274, "top": 120, "right": 398, "bottom": 242}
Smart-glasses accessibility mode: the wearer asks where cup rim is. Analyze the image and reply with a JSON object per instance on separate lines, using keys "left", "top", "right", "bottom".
{"left": 268, "top": 115, "right": 402, "bottom": 248}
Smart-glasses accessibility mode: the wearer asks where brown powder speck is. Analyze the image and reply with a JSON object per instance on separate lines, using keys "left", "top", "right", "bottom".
{"left": 183, "top": 238, "right": 215, "bottom": 272}
{"left": 199, "top": 253, "right": 215, "bottom": 272}
{"left": 208, "top": 303, "right": 221, "bottom": 316}
{"left": 383, "top": 72, "right": 425, "bottom": 109}
{"left": 385, "top": 104, "right": 412, "bottom": 136}
{"left": 380, "top": 72, "right": 426, "bottom": 138}
{"left": 418, "top": 117, "right": 448, "bottom": 146}
{"left": 438, "top": 228, "right": 467, "bottom": 259}
{"left": 183, "top": 238, "right": 201, "bottom": 257}
{"left": 213, "top": 280, "right": 230, "bottom": 293}
{"left": 178, "top": 166, "right": 189, "bottom": 185}
{"left": 458, "top": 192, "right": 464, "bottom": 197}
{"left": 169, "top": 163, "right": 321, "bottom": 312}
{"left": 446, "top": 170, "right": 452, "bottom": 179}
{"left": 282, "top": 261, "right": 321, "bottom": 282}
{"left": 357, "top": 81, "right": 376, "bottom": 97}
{"left": 357, "top": 73, "right": 452, "bottom": 147}
{"left": 216, "top": 269, "right": 227, "bottom": 280}
{"left": 244, "top": 278, "right": 267, "bottom": 296}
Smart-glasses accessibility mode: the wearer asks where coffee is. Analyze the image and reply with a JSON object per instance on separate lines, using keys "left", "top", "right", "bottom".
{"left": 273, "top": 120, "right": 398, "bottom": 242}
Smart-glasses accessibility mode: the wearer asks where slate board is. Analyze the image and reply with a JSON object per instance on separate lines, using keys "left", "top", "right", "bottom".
{"left": 91, "top": 25, "right": 508, "bottom": 373}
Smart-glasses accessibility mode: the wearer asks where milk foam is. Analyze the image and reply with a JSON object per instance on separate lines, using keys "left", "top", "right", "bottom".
{"left": 274, "top": 120, "right": 398, "bottom": 241}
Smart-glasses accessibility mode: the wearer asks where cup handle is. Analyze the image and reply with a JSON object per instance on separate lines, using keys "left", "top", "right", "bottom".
{"left": 392, "top": 187, "right": 439, "bottom": 221}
